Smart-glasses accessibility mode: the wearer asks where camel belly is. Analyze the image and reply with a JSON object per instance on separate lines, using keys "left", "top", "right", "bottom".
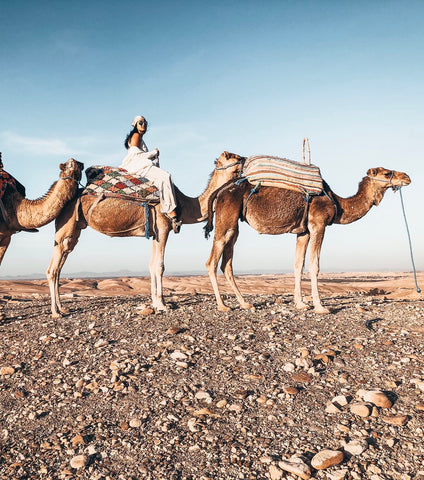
{"left": 80, "top": 196, "right": 149, "bottom": 237}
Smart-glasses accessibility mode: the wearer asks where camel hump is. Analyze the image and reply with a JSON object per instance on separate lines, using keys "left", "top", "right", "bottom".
{"left": 242, "top": 155, "right": 324, "bottom": 196}
{"left": 82, "top": 165, "right": 160, "bottom": 204}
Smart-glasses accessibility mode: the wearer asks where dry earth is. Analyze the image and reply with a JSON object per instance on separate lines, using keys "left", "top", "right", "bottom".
{"left": 0, "top": 272, "right": 423, "bottom": 480}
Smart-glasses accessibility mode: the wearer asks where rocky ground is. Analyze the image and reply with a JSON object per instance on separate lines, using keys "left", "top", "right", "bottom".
{"left": 0, "top": 290, "right": 423, "bottom": 479}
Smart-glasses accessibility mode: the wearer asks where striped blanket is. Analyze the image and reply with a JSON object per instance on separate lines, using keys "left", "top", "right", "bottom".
{"left": 82, "top": 166, "right": 160, "bottom": 204}
{"left": 242, "top": 155, "right": 323, "bottom": 196}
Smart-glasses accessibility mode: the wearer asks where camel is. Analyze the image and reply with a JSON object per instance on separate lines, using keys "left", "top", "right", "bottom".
{"left": 46, "top": 151, "right": 245, "bottom": 318}
{"left": 0, "top": 158, "right": 84, "bottom": 268}
{"left": 205, "top": 166, "right": 411, "bottom": 313}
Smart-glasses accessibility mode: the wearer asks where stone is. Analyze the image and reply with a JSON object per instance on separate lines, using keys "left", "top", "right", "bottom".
{"left": 381, "top": 415, "right": 409, "bottom": 426}
{"left": 166, "top": 326, "right": 181, "bottom": 334}
{"left": 283, "top": 362, "right": 295, "bottom": 372}
{"left": 362, "top": 390, "right": 393, "bottom": 408}
{"left": 70, "top": 454, "right": 87, "bottom": 469}
{"left": 292, "top": 372, "right": 313, "bottom": 383}
{"left": 269, "top": 465, "right": 283, "bottom": 480}
{"left": 278, "top": 457, "right": 311, "bottom": 479}
{"left": 195, "top": 390, "right": 212, "bottom": 403}
{"left": 137, "top": 307, "right": 155, "bottom": 316}
{"left": 328, "top": 470, "right": 348, "bottom": 480}
{"left": 350, "top": 402, "right": 373, "bottom": 417}
{"left": 129, "top": 418, "right": 142, "bottom": 428}
{"left": 0, "top": 366, "right": 15, "bottom": 375}
{"left": 71, "top": 434, "right": 85, "bottom": 447}
{"left": 326, "top": 402, "right": 343, "bottom": 414}
{"left": 311, "top": 449, "right": 344, "bottom": 470}
{"left": 343, "top": 439, "right": 368, "bottom": 456}
{"left": 283, "top": 386, "right": 299, "bottom": 396}
{"left": 170, "top": 351, "right": 188, "bottom": 361}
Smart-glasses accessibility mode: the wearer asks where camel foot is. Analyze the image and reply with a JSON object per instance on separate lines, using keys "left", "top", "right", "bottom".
{"left": 295, "top": 301, "right": 310, "bottom": 311}
{"left": 154, "top": 304, "right": 168, "bottom": 312}
{"left": 217, "top": 304, "right": 231, "bottom": 312}
{"left": 313, "top": 306, "right": 331, "bottom": 314}
{"left": 240, "top": 302, "right": 255, "bottom": 311}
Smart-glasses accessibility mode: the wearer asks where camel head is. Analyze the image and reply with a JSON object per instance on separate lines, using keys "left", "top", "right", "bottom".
{"left": 214, "top": 151, "right": 246, "bottom": 179}
{"left": 59, "top": 158, "right": 84, "bottom": 183}
{"left": 366, "top": 167, "right": 411, "bottom": 205}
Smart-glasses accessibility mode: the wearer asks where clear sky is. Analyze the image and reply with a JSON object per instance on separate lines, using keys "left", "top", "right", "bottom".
{"left": 0, "top": 0, "right": 423, "bottom": 278}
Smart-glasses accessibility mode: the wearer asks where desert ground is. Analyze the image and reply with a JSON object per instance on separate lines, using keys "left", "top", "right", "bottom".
{"left": 0, "top": 272, "right": 423, "bottom": 480}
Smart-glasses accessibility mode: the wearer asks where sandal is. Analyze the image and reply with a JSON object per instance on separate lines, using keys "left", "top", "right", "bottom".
{"left": 165, "top": 214, "right": 182, "bottom": 234}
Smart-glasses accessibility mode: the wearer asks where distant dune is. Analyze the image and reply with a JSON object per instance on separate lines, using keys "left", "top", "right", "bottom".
{"left": 0, "top": 271, "right": 422, "bottom": 301}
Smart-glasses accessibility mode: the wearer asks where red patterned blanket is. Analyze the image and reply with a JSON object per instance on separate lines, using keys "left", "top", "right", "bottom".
{"left": 0, "top": 170, "right": 18, "bottom": 199}
{"left": 82, "top": 166, "right": 160, "bottom": 204}
{"left": 242, "top": 155, "right": 323, "bottom": 196}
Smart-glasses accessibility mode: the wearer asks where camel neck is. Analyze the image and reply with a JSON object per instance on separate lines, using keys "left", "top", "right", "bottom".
{"left": 333, "top": 177, "right": 381, "bottom": 225}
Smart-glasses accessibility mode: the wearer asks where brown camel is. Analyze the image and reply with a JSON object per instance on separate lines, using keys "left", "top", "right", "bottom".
{"left": 0, "top": 158, "right": 83, "bottom": 268}
{"left": 46, "top": 151, "right": 245, "bottom": 318}
{"left": 205, "top": 167, "right": 411, "bottom": 313}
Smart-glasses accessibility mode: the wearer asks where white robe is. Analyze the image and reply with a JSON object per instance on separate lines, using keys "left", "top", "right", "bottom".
{"left": 119, "top": 140, "right": 177, "bottom": 214}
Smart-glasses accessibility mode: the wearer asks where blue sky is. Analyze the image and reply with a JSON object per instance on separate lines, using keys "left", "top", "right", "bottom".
{"left": 0, "top": 0, "right": 423, "bottom": 278}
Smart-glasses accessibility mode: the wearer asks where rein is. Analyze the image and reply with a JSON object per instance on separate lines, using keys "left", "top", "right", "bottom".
{"left": 215, "top": 159, "right": 244, "bottom": 171}
{"left": 394, "top": 186, "right": 421, "bottom": 293}
{"left": 367, "top": 171, "right": 395, "bottom": 186}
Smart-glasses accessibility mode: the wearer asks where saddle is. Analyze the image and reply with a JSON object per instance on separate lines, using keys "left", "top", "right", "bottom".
{"left": 82, "top": 165, "right": 160, "bottom": 204}
{"left": 241, "top": 155, "right": 324, "bottom": 197}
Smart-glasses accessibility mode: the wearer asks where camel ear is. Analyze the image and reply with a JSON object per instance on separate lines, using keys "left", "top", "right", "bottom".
{"left": 223, "top": 151, "right": 229, "bottom": 158}
{"left": 59, "top": 163, "right": 66, "bottom": 171}
{"left": 367, "top": 168, "right": 379, "bottom": 177}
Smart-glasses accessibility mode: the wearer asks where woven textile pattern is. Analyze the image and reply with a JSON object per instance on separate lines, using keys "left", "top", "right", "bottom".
{"left": 0, "top": 170, "right": 17, "bottom": 199}
{"left": 242, "top": 155, "right": 323, "bottom": 195}
{"left": 82, "top": 166, "right": 160, "bottom": 203}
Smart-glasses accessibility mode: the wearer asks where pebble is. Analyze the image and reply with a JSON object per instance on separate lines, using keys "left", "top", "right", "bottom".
{"left": 71, "top": 434, "right": 85, "bottom": 447}
{"left": 362, "top": 390, "right": 393, "bottom": 408}
{"left": 278, "top": 456, "right": 311, "bottom": 479}
{"left": 292, "top": 372, "right": 313, "bottom": 383}
{"left": 195, "top": 390, "right": 212, "bottom": 403}
{"left": 129, "top": 418, "right": 142, "bottom": 428}
{"left": 328, "top": 470, "right": 348, "bottom": 480}
{"left": 350, "top": 402, "right": 373, "bottom": 417}
{"left": 381, "top": 414, "right": 409, "bottom": 426}
{"left": 0, "top": 366, "right": 15, "bottom": 375}
{"left": 269, "top": 465, "right": 283, "bottom": 480}
{"left": 311, "top": 449, "right": 344, "bottom": 470}
{"left": 170, "top": 351, "right": 188, "bottom": 361}
{"left": 70, "top": 454, "right": 88, "bottom": 469}
{"left": 283, "top": 386, "right": 299, "bottom": 396}
{"left": 343, "top": 439, "right": 368, "bottom": 456}
{"left": 283, "top": 362, "right": 295, "bottom": 372}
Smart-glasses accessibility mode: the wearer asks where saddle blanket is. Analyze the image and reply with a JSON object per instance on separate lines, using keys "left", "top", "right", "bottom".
{"left": 0, "top": 170, "right": 18, "bottom": 199}
{"left": 242, "top": 155, "right": 323, "bottom": 196}
{"left": 83, "top": 166, "right": 160, "bottom": 204}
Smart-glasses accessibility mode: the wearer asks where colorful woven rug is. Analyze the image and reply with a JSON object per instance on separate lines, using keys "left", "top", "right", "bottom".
{"left": 0, "top": 170, "right": 18, "bottom": 200}
{"left": 82, "top": 166, "right": 160, "bottom": 204}
{"left": 242, "top": 155, "right": 323, "bottom": 196}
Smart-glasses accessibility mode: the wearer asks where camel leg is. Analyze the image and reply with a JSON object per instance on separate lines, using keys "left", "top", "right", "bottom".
{"left": 149, "top": 231, "right": 169, "bottom": 311}
{"left": 46, "top": 202, "right": 83, "bottom": 318}
{"left": 0, "top": 235, "right": 11, "bottom": 319}
{"left": 220, "top": 228, "right": 253, "bottom": 310}
{"left": 308, "top": 228, "right": 330, "bottom": 314}
{"left": 0, "top": 235, "right": 11, "bottom": 267}
{"left": 206, "top": 229, "right": 235, "bottom": 312}
{"left": 294, "top": 232, "right": 310, "bottom": 310}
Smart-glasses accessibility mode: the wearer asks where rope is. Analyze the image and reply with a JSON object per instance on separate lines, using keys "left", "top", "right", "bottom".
{"left": 144, "top": 203, "right": 150, "bottom": 239}
{"left": 397, "top": 187, "right": 421, "bottom": 293}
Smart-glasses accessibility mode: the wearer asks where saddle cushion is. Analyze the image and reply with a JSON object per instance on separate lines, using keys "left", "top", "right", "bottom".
{"left": 242, "top": 155, "right": 323, "bottom": 196}
{"left": 83, "top": 166, "right": 160, "bottom": 204}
